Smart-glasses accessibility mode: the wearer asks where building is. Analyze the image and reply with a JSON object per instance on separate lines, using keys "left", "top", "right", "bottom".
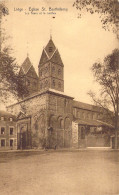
{"left": 7, "top": 38, "right": 114, "bottom": 149}
{"left": 0, "top": 110, "right": 17, "bottom": 150}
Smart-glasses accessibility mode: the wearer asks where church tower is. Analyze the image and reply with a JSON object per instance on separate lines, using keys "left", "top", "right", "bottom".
{"left": 19, "top": 56, "right": 39, "bottom": 96}
{"left": 38, "top": 38, "right": 64, "bottom": 92}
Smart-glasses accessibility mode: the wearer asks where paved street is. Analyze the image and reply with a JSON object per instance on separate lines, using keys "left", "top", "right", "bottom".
{"left": 0, "top": 149, "right": 119, "bottom": 195}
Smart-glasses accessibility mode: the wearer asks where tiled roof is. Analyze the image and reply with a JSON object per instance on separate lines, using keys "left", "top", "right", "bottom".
{"left": 45, "top": 39, "right": 56, "bottom": 58}
{"left": 73, "top": 100, "right": 102, "bottom": 112}
{"left": 39, "top": 38, "right": 63, "bottom": 66}
{"left": 21, "top": 57, "right": 32, "bottom": 74}
{"left": 74, "top": 118, "right": 114, "bottom": 128}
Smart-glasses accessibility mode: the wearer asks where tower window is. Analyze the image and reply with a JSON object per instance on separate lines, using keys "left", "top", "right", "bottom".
{"left": 58, "top": 69, "right": 61, "bottom": 75}
{"left": 58, "top": 82, "right": 61, "bottom": 88}
{"left": 26, "top": 79, "right": 30, "bottom": 86}
{"left": 53, "top": 80, "right": 55, "bottom": 87}
{"left": 49, "top": 47, "right": 53, "bottom": 52}
{"left": 45, "top": 80, "right": 48, "bottom": 87}
{"left": 52, "top": 66, "right": 55, "bottom": 72}
{"left": 40, "top": 83, "right": 42, "bottom": 89}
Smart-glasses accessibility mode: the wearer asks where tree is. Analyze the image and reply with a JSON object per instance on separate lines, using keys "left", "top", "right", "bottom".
{"left": 88, "top": 49, "right": 119, "bottom": 149}
{"left": 0, "top": 49, "right": 29, "bottom": 104}
{"left": 73, "top": 0, "right": 119, "bottom": 38}
{"left": 0, "top": 2, "right": 28, "bottom": 105}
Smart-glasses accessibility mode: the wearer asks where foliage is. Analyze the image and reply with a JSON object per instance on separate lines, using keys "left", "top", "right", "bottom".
{"left": 0, "top": 2, "right": 9, "bottom": 17}
{"left": 88, "top": 48, "right": 119, "bottom": 148}
{"left": 0, "top": 49, "right": 29, "bottom": 104}
{"left": 0, "top": 3, "right": 29, "bottom": 104}
{"left": 73, "top": 0, "right": 119, "bottom": 38}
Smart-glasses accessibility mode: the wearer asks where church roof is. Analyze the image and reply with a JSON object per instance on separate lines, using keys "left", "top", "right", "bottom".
{"left": 39, "top": 38, "right": 63, "bottom": 66}
{"left": 21, "top": 56, "right": 32, "bottom": 74}
{"left": 73, "top": 100, "right": 103, "bottom": 112}
{"left": 74, "top": 118, "right": 114, "bottom": 128}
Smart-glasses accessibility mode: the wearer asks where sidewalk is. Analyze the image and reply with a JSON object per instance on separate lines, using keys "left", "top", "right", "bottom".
{"left": 0, "top": 147, "right": 118, "bottom": 153}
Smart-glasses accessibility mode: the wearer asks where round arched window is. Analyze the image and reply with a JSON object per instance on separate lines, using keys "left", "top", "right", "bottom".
{"left": 45, "top": 80, "right": 48, "bottom": 87}
{"left": 53, "top": 80, "right": 55, "bottom": 86}
{"left": 52, "top": 66, "right": 55, "bottom": 72}
{"left": 58, "top": 82, "right": 61, "bottom": 88}
{"left": 58, "top": 69, "right": 61, "bottom": 75}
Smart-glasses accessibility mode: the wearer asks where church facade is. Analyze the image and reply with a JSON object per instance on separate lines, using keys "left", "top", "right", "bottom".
{"left": 7, "top": 38, "right": 114, "bottom": 149}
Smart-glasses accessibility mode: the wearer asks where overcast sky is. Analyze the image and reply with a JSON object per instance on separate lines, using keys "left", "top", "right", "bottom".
{"left": 1, "top": 0, "right": 118, "bottom": 110}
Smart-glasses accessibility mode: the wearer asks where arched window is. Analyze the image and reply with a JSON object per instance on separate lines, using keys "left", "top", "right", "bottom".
{"left": 26, "top": 79, "right": 30, "bottom": 86}
{"left": 58, "top": 69, "right": 61, "bottom": 75}
{"left": 52, "top": 66, "right": 55, "bottom": 72}
{"left": 58, "top": 82, "right": 61, "bottom": 88}
{"left": 45, "top": 80, "right": 48, "bottom": 87}
{"left": 40, "top": 83, "right": 42, "bottom": 89}
{"left": 58, "top": 118, "right": 64, "bottom": 129}
{"left": 53, "top": 80, "right": 55, "bottom": 87}
{"left": 60, "top": 119, "right": 63, "bottom": 129}
{"left": 49, "top": 47, "right": 53, "bottom": 52}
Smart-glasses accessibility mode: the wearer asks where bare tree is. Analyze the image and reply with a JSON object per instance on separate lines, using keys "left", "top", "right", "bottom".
{"left": 73, "top": 0, "right": 119, "bottom": 38}
{"left": 88, "top": 49, "right": 119, "bottom": 149}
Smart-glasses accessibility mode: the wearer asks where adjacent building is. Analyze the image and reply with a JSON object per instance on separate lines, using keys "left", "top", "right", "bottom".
{"left": 0, "top": 110, "right": 17, "bottom": 150}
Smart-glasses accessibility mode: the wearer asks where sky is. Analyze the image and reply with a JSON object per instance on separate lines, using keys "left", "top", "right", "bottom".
{"left": 1, "top": 0, "right": 118, "bottom": 110}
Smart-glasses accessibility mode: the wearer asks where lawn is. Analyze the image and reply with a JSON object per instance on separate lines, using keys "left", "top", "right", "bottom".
{"left": 0, "top": 149, "right": 119, "bottom": 195}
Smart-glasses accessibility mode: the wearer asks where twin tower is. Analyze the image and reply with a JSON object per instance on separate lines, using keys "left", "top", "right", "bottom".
{"left": 19, "top": 38, "right": 64, "bottom": 97}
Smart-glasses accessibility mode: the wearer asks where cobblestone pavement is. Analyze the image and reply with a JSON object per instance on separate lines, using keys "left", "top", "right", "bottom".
{"left": 0, "top": 149, "right": 119, "bottom": 195}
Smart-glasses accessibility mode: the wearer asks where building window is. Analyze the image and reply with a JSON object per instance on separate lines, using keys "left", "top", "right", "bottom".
{"left": 1, "top": 117, "right": 4, "bottom": 121}
{"left": 81, "top": 127, "right": 85, "bottom": 139}
{"left": 1, "top": 127, "right": 5, "bottom": 135}
{"left": 1, "top": 139, "right": 5, "bottom": 147}
{"left": 10, "top": 127, "right": 14, "bottom": 135}
{"left": 10, "top": 139, "right": 13, "bottom": 147}
{"left": 10, "top": 117, "right": 13, "bottom": 122}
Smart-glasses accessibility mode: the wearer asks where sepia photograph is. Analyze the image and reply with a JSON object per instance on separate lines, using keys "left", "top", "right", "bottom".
{"left": 0, "top": 0, "right": 119, "bottom": 194}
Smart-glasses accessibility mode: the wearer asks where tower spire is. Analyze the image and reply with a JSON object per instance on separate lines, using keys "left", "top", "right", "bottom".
{"left": 27, "top": 41, "right": 29, "bottom": 57}
{"left": 50, "top": 28, "right": 52, "bottom": 40}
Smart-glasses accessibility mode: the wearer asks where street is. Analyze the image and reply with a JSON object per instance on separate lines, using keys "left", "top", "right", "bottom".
{"left": 0, "top": 149, "right": 119, "bottom": 195}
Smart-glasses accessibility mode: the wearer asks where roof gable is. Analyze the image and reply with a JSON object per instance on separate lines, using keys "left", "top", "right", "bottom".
{"left": 39, "top": 49, "right": 49, "bottom": 65}
{"left": 21, "top": 57, "right": 32, "bottom": 74}
{"left": 50, "top": 49, "right": 63, "bottom": 66}
{"left": 45, "top": 39, "right": 56, "bottom": 58}
{"left": 26, "top": 65, "right": 38, "bottom": 78}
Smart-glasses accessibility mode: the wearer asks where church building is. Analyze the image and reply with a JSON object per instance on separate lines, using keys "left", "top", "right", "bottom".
{"left": 7, "top": 38, "right": 114, "bottom": 149}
